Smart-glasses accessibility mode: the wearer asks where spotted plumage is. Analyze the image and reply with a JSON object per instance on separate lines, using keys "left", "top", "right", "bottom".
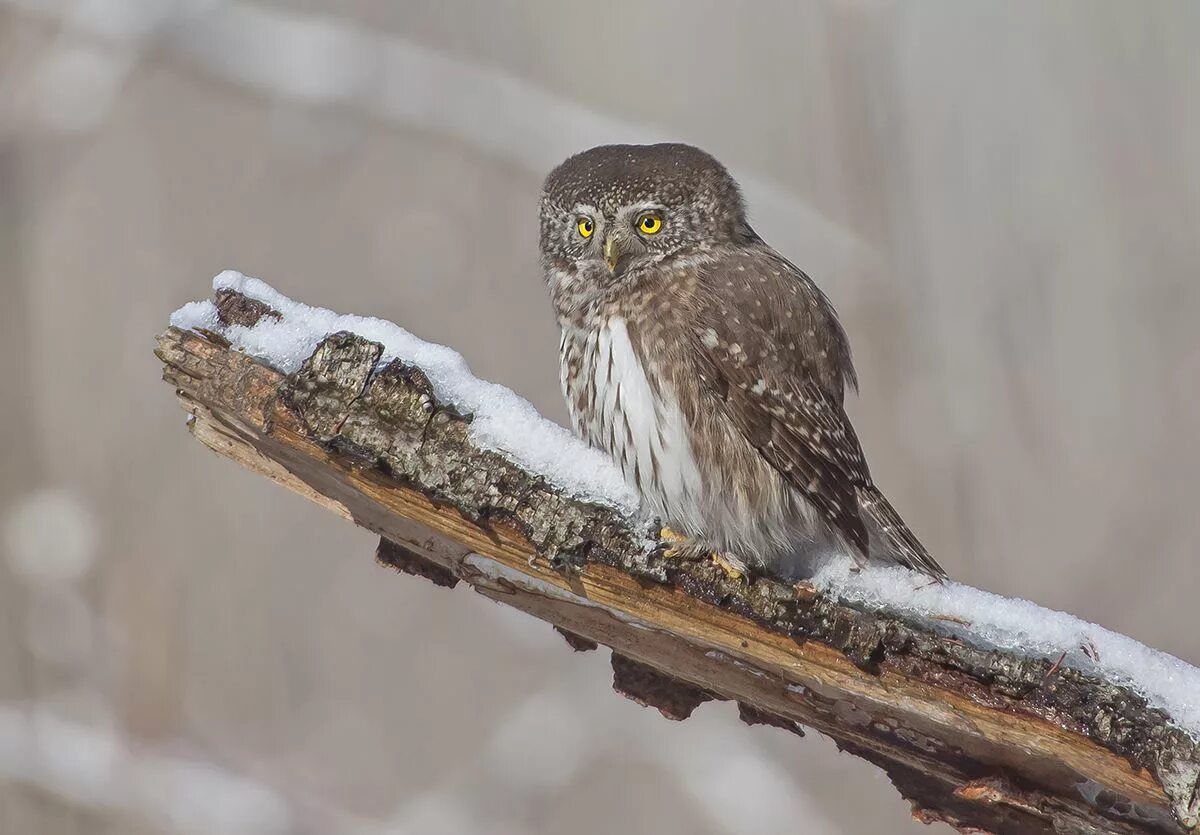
{"left": 540, "top": 143, "right": 946, "bottom": 580}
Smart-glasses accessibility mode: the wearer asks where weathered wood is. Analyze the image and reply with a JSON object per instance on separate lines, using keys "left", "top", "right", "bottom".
{"left": 156, "top": 288, "right": 1200, "bottom": 834}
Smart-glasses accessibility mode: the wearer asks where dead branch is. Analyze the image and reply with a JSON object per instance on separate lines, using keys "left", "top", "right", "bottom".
{"left": 156, "top": 285, "right": 1200, "bottom": 834}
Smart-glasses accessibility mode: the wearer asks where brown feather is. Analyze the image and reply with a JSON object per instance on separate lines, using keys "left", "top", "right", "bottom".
{"left": 681, "top": 244, "right": 945, "bottom": 578}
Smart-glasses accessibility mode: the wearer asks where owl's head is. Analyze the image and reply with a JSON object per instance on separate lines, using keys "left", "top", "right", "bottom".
{"left": 539, "top": 143, "right": 751, "bottom": 280}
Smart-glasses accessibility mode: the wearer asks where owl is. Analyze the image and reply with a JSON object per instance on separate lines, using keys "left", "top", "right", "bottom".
{"left": 539, "top": 143, "right": 945, "bottom": 581}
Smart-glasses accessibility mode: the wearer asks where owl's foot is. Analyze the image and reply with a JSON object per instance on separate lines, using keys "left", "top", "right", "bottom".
{"left": 659, "top": 526, "right": 687, "bottom": 549}
{"left": 658, "top": 527, "right": 746, "bottom": 580}
{"left": 710, "top": 552, "right": 747, "bottom": 581}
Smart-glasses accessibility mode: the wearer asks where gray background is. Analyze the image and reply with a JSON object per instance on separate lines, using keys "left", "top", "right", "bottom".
{"left": 2, "top": 2, "right": 1198, "bottom": 833}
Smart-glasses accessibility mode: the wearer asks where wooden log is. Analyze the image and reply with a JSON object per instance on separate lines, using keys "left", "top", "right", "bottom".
{"left": 156, "top": 286, "right": 1200, "bottom": 834}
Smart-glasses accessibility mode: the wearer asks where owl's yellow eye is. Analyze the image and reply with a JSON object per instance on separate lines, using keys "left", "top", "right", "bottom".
{"left": 637, "top": 213, "right": 663, "bottom": 235}
{"left": 577, "top": 217, "right": 594, "bottom": 238}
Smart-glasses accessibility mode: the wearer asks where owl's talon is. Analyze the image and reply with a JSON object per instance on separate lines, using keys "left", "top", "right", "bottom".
{"left": 711, "top": 552, "right": 747, "bottom": 581}
{"left": 658, "top": 530, "right": 746, "bottom": 580}
{"left": 659, "top": 526, "right": 687, "bottom": 544}
{"left": 659, "top": 526, "right": 687, "bottom": 558}
{"left": 657, "top": 528, "right": 745, "bottom": 579}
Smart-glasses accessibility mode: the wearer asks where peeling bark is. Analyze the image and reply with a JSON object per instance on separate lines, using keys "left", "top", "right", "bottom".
{"left": 554, "top": 627, "right": 599, "bottom": 653}
{"left": 156, "top": 288, "right": 1200, "bottom": 834}
{"left": 611, "top": 653, "right": 715, "bottom": 721}
{"left": 376, "top": 536, "right": 459, "bottom": 589}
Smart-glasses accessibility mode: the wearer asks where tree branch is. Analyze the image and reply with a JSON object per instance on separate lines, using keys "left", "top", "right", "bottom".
{"left": 156, "top": 283, "right": 1200, "bottom": 834}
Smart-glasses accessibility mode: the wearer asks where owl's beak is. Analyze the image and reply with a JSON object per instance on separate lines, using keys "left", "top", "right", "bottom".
{"left": 603, "top": 235, "right": 620, "bottom": 273}
{"left": 603, "top": 230, "right": 640, "bottom": 276}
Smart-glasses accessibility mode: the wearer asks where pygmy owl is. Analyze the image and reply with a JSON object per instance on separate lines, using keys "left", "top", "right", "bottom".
{"left": 539, "top": 143, "right": 945, "bottom": 580}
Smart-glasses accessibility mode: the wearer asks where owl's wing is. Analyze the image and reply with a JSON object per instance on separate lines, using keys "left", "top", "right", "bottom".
{"left": 686, "top": 247, "right": 945, "bottom": 578}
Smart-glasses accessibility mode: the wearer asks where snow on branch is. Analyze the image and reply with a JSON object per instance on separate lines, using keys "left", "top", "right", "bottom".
{"left": 158, "top": 272, "right": 1200, "bottom": 834}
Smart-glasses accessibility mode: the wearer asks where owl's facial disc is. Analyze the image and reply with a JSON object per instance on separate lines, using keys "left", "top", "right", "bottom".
{"left": 540, "top": 144, "right": 751, "bottom": 283}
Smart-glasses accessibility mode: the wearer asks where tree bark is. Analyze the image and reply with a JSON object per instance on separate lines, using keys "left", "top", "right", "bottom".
{"left": 156, "top": 287, "right": 1200, "bottom": 834}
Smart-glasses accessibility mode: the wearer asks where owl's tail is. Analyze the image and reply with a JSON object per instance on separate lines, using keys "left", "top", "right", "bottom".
{"left": 856, "top": 486, "right": 947, "bottom": 580}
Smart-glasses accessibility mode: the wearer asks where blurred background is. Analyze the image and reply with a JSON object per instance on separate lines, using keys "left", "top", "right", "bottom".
{"left": 2, "top": 2, "right": 1198, "bottom": 833}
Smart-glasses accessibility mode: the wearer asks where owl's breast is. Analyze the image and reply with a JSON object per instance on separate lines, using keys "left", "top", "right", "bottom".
{"left": 559, "top": 316, "right": 704, "bottom": 530}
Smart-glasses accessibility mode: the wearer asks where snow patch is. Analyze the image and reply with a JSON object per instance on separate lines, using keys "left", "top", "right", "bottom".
{"left": 170, "top": 271, "right": 638, "bottom": 512}
{"left": 814, "top": 555, "right": 1200, "bottom": 739}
